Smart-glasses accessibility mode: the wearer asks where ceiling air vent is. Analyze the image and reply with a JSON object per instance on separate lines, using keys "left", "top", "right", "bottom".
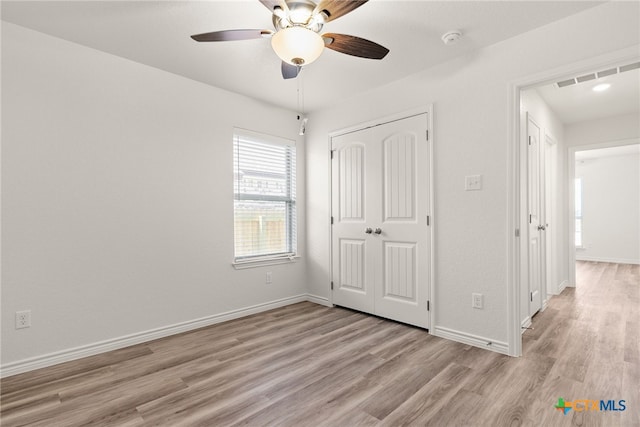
{"left": 576, "top": 73, "right": 596, "bottom": 83}
{"left": 556, "top": 78, "right": 576, "bottom": 88}
{"left": 620, "top": 62, "right": 640, "bottom": 73}
{"left": 597, "top": 68, "right": 617, "bottom": 78}
{"left": 555, "top": 61, "right": 639, "bottom": 89}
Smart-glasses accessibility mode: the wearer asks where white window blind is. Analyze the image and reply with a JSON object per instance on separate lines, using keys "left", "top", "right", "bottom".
{"left": 233, "top": 129, "right": 296, "bottom": 262}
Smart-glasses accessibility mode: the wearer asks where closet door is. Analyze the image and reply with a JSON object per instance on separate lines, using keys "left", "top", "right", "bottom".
{"left": 331, "top": 127, "right": 376, "bottom": 314}
{"left": 331, "top": 114, "right": 430, "bottom": 329}
{"left": 373, "top": 114, "right": 430, "bottom": 328}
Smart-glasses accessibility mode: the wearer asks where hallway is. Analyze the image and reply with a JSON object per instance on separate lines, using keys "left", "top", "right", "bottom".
{"left": 523, "top": 261, "right": 639, "bottom": 426}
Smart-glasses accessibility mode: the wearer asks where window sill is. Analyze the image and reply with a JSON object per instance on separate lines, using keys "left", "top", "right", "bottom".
{"left": 232, "top": 255, "right": 300, "bottom": 270}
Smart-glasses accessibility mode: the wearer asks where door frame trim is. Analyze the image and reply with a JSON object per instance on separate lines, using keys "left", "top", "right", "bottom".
{"left": 328, "top": 105, "right": 435, "bottom": 330}
{"left": 507, "top": 46, "right": 639, "bottom": 357}
{"left": 544, "top": 132, "right": 558, "bottom": 299}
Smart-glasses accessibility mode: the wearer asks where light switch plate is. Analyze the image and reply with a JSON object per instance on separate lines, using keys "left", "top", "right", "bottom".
{"left": 472, "top": 293, "right": 483, "bottom": 309}
{"left": 465, "top": 175, "right": 482, "bottom": 191}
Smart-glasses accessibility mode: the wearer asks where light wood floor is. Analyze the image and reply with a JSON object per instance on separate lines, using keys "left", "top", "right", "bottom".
{"left": 1, "top": 261, "right": 638, "bottom": 426}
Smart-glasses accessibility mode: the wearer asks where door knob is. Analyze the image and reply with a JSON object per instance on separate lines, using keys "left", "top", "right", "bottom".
{"left": 374, "top": 228, "right": 382, "bottom": 235}
{"left": 365, "top": 227, "right": 373, "bottom": 234}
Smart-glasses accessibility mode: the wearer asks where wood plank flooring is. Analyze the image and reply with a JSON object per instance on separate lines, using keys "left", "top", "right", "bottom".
{"left": 1, "top": 261, "right": 638, "bottom": 426}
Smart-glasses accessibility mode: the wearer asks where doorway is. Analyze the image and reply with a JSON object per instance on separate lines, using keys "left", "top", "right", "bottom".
{"left": 568, "top": 141, "right": 640, "bottom": 285}
{"left": 509, "top": 48, "right": 640, "bottom": 357}
{"left": 520, "top": 111, "right": 556, "bottom": 330}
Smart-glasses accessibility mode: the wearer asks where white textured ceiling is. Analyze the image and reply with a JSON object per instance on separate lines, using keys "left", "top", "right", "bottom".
{"left": 2, "top": 0, "right": 604, "bottom": 112}
{"left": 536, "top": 66, "right": 640, "bottom": 124}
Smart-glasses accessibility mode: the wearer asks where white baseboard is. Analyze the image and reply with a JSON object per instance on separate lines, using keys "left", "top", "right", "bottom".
{"left": 433, "top": 326, "right": 509, "bottom": 355}
{"left": 549, "top": 280, "right": 568, "bottom": 295}
{"left": 541, "top": 298, "right": 549, "bottom": 312}
{"left": 1, "top": 294, "right": 325, "bottom": 378}
{"left": 306, "top": 294, "right": 331, "bottom": 307}
{"left": 576, "top": 256, "right": 640, "bottom": 265}
{"left": 558, "top": 280, "right": 568, "bottom": 293}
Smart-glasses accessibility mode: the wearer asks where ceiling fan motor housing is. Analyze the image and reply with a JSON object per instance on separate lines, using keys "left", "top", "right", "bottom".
{"left": 272, "top": 0, "right": 324, "bottom": 33}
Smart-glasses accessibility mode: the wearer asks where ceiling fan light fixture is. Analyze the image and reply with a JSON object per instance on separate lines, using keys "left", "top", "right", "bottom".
{"left": 272, "top": 6, "right": 287, "bottom": 20}
{"left": 308, "top": 10, "right": 328, "bottom": 27}
{"left": 271, "top": 26, "right": 324, "bottom": 66}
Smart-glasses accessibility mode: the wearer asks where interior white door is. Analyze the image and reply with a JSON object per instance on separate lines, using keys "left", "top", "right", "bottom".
{"left": 527, "top": 114, "right": 543, "bottom": 315}
{"left": 331, "top": 127, "right": 375, "bottom": 314}
{"left": 331, "top": 114, "right": 430, "bottom": 328}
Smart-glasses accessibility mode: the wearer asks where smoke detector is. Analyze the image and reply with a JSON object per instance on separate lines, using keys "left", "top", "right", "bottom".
{"left": 441, "top": 30, "right": 462, "bottom": 45}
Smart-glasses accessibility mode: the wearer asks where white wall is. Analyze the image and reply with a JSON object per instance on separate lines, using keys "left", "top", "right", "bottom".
{"left": 519, "top": 89, "right": 565, "bottom": 325}
{"left": 306, "top": 1, "right": 639, "bottom": 349}
{"left": 575, "top": 153, "right": 640, "bottom": 264}
{"left": 1, "top": 22, "right": 307, "bottom": 368}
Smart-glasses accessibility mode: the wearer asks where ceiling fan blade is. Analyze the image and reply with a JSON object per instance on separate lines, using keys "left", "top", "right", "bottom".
{"left": 314, "top": 0, "right": 368, "bottom": 22}
{"left": 323, "top": 33, "right": 389, "bottom": 59}
{"left": 258, "top": 0, "right": 289, "bottom": 14}
{"left": 281, "top": 61, "right": 300, "bottom": 79}
{"left": 191, "top": 29, "right": 272, "bottom": 42}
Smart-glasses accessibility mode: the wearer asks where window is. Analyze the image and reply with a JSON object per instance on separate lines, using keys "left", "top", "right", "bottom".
{"left": 575, "top": 177, "right": 583, "bottom": 248}
{"left": 233, "top": 129, "right": 296, "bottom": 264}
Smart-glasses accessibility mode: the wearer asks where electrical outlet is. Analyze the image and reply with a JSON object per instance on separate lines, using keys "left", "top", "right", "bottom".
{"left": 16, "top": 310, "right": 31, "bottom": 329}
{"left": 465, "top": 175, "right": 482, "bottom": 191}
{"left": 472, "top": 293, "right": 483, "bottom": 309}
{"left": 266, "top": 272, "right": 272, "bottom": 284}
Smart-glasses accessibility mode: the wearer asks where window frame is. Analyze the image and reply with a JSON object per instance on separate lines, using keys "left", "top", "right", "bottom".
{"left": 232, "top": 128, "right": 298, "bottom": 268}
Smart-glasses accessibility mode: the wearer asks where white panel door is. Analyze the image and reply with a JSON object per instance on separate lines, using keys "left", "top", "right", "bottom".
{"left": 527, "top": 114, "right": 543, "bottom": 315}
{"left": 373, "top": 116, "right": 430, "bottom": 328}
{"left": 331, "top": 114, "right": 430, "bottom": 329}
{"left": 331, "top": 128, "right": 375, "bottom": 313}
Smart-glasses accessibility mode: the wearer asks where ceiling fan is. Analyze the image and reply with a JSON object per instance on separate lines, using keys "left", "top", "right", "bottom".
{"left": 191, "top": 0, "right": 389, "bottom": 79}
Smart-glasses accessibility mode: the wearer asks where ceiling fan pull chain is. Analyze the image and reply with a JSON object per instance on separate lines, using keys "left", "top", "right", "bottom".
{"left": 297, "top": 71, "right": 301, "bottom": 115}
{"left": 300, "top": 69, "right": 305, "bottom": 115}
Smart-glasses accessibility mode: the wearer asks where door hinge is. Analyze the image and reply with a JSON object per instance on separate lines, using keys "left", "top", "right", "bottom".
{"left": 530, "top": 292, "right": 533, "bottom": 302}
{"left": 427, "top": 215, "right": 430, "bottom": 226}
{"left": 330, "top": 150, "right": 335, "bottom": 159}
{"left": 529, "top": 214, "right": 532, "bottom": 224}
{"left": 427, "top": 300, "right": 430, "bottom": 311}
{"left": 515, "top": 228, "right": 520, "bottom": 237}
{"left": 528, "top": 136, "right": 532, "bottom": 146}
{"left": 426, "top": 130, "right": 429, "bottom": 141}
{"left": 331, "top": 216, "right": 334, "bottom": 225}
{"left": 331, "top": 281, "right": 334, "bottom": 290}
